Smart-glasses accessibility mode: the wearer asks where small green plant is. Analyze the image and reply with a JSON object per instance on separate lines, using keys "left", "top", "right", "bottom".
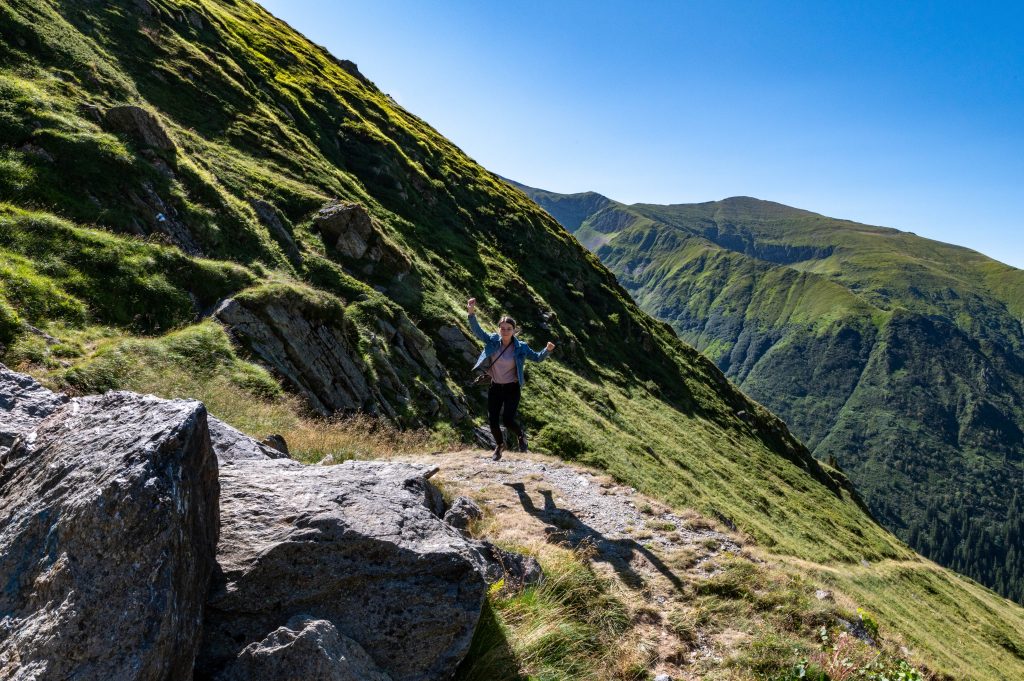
{"left": 856, "top": 608, "right": 879, "bottom": 639}
{"left": 644, "top": 519, "right": 676, "bottom": 532}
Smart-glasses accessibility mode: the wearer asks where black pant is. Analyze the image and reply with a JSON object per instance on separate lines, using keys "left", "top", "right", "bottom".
{"left": 488, "top": 381, "right": 523, "bottom": 447}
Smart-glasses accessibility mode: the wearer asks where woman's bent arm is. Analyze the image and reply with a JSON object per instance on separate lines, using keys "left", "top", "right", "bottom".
{"left": 522, "top": 344, "right": 550, "bottom": 362}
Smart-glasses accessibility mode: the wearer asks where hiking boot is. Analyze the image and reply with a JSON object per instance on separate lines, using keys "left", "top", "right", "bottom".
{"left": 518, "top": 434, "right": 528, "bottom": 452}
{"left": 491, "top": 444, "right": 503, "bottom": 461}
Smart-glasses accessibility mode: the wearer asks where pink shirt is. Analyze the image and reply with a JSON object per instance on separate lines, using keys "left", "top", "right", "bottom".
{"left": 488, "top": 344, "right": 518, "bottom": 384}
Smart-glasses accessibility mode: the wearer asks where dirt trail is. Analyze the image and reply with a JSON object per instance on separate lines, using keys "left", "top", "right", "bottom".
{"left": 394, "top": 448, "right": 747, "bottom": 677}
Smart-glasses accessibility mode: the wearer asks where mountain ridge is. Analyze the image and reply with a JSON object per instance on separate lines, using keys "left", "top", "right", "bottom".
{"left": 515, "top": 180, "right": 1024, "bottom": 605}
{"left": 1, "top": 1, "right": 1024, "bottom": 676}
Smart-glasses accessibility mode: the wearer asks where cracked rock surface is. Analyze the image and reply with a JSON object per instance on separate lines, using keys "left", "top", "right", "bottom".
{"left": 197, "top": 457, "right": 492, "bottom": 681}
{"left": 0, "top": 385, "right": 219, "bottom": 681}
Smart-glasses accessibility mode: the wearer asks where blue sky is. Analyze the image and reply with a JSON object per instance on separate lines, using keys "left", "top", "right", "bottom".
{"left": 259, "top": 1, "right": 1024, "bottom": 268}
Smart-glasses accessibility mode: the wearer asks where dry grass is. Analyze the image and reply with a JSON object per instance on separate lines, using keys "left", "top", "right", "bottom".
{"left": 10, "top": 322, "right": 457, "bottom": 464}
{"left": 285, "top": 412, "right": 445, "bottom": 464}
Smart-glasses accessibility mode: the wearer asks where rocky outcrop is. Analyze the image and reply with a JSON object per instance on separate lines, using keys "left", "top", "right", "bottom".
{"left": 216, "top": 616, "right": 392, "bottom": 681}
{"left": 314, "top": 201, "right": 374, "bottom": 259}
{"left": 104, "top": 105, "right": 176, "bottom": 151}
{"left": 0, "top": 388, "right": 219, "bottom": 680}
{"left": 437, "top": 324, "right": 478, "bottom": 364}
{"left": 197, "top": 458, "right": 491, "bottom": 681}
{"left": 313, "top": 201, "right": 411, "bottom": 277}
{"left": 214, "top": 290, "right": 468, "bottom": 423}
{"left": 213, "top": 295, "right": 381, "bottom": 416}
{"left": 0, "top": 367, "right": 504, "bottom": 679}
{"left": 125, "top": 180, "right": 203, "bottom": 255}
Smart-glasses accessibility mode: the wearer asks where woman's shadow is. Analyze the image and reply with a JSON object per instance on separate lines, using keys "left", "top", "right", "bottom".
{"left": 503, "top": 482, "right": 684, "bottom": 591}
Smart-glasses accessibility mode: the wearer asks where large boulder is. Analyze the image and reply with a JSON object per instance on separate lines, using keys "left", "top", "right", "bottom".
{"left": 196, "top": 458, "right": 491, "bottom": 681}
{"left": 314, "top": 201, "right": 374, "bottom": 260}
{"left": 312, "top": 201, "right": 411, "bottom": 277}
{"left": 0, "top": 388, "right": 219, "bottom": 680}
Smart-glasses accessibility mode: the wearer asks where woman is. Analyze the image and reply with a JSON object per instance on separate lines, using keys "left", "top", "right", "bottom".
{"left": 468, "top": 297, "right": 555, "bottom": 460}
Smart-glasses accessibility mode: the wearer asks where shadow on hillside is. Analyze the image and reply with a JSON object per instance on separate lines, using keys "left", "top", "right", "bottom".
{"left": 504, "top": 482, "right": 684, "bottom": 592}
{"left": 453, "top": 600, "right": 522, "bottom": 681}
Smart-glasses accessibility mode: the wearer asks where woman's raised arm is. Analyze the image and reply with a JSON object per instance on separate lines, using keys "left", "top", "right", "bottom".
{"left": 466, "top": 298, "right": 492, "bottom": 341}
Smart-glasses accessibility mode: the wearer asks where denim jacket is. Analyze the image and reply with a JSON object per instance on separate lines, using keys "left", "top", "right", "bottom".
{"left": 469, "top": 313, "right": 549, "bottom": 385}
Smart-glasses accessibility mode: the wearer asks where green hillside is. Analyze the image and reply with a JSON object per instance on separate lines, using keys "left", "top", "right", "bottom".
{"left": 2, "top": 1, "right": 1024, "bottom": 677}
{"left": 519, "top": 186, "right": 1024, "bottom": 605}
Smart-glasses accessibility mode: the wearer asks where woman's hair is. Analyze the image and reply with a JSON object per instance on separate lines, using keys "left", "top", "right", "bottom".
{"left": 497, "top": 315, "right": 517, "bottom": 330}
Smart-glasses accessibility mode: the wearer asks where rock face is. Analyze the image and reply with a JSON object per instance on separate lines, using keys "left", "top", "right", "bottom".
{"left": 216, "top": 616, "right": 392, "bottom": 681}
{"left": 214, "top": 292, "right": 468, "bottom": 423}
{"left": 197, "top": 458, "right": 491, "bottom": 681}
{"left": 104, "top": 105, "right": 176, "bottom": 151}
{"left": 0, "top": 386, "right": 219, "bottom": 680}
{"left": 437, "top": 325, "right": 478, "bottom": 364}
{"left": 213, "top": 296, "right": 380, "bottom": 416}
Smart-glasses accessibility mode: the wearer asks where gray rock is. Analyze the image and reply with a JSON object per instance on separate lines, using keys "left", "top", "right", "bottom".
{"left": 260, "top": 433, "right": 290, "bottom": 456}
{"left": 437, "top": 324, "right": 478, "bottom": 364}
{"left": 312, "top": 201, "right": 411, "bottom": 277}
{"left": 473, "top": 426, "right": 497, "bottom": 449}
{"left": 104, "top": 105, "right": 175, "bottom": 151}
{"left": 0, "top": 391, "right": 219, "bottom": 680}
{"left": 838, "top": 617, "right": 877, "bottom": 646}
{"left": 815, "top": 589, "right": 833, "bottom": 601}
{"left": 654, "top": 674, "right": 672, "bottom": 681}
{"left": 0, "top": 365, "right": 67, "bottom": 453}
{"left": 213, "top": 296, "right": 381, "bottom": 417}
{"left": 125, "top": 180, "right": 203, "bottom": 255}
{"left": 197, "top": 459, "right": 491, "bottom": 681}
{"left": 444, "top": 495, "right": 483, "bottom": 531}
{"left": 208, "top": 415, "right": 289, "bottom": 463}
{"left": 216, "top": 616, "right": 392, "bottom": 681}
{"left": 214, "top": 293, "right": 467, "bottom": 423}
{"left": 314, "top": 201, "right": 374, "bottom": 259}
{"left": 479, "top": 543, "right": 544, "bottom": 588}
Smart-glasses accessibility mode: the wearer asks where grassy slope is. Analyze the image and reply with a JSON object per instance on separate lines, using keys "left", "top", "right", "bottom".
{"left": 523, "top": 184, "right": 1024, "bottom": 605}
{"left": 0, "top": 1, "right": 1022, "bottom": 676}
